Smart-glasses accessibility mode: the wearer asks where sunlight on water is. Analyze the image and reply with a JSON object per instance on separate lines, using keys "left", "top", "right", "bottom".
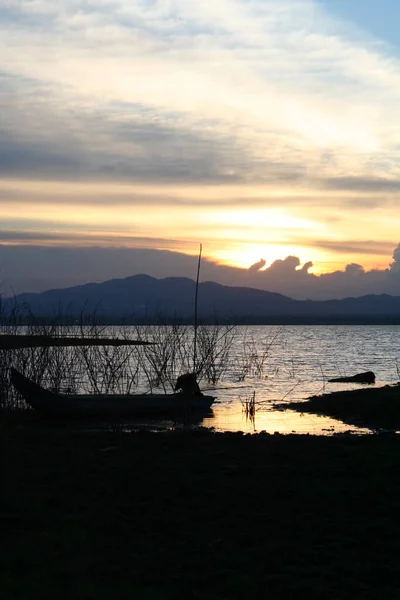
{"left": 200, "top": 406, "right": 370, "bottom": 435}
{"left": 203, "top": 325, "right": 399, "bottom": 434}
{"left": 93, "top": 324, "right": 400, "bottom": 435}
{"left": 169, "top": 324, "right": 398, "bottom": 435}
{"left": 17, "top": 324, "right": 400, "bottom": 435}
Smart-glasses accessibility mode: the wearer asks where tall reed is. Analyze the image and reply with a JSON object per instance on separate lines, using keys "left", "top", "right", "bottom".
{"left": 0, "top": 298, "right": 239, "bottom": 410}
{"left": 132, "top": 322, "right": 238, "bottom": 391}
{"left": 0, "top": 303, "right": 143, "bottom": 410}
{"left": 236, "top": 327, "right": 283, "bottom": 381}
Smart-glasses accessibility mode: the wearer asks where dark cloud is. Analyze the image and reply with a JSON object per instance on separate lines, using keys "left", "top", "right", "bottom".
{"left": 0, "top": 230, "right": 190, "bottom": 247}
{"left": 0, "top": 76, "right": 304, "bottom": 186}
{"left": 2, "top": 243, "right": 400, "bottom": 300}
{"left": 0, "top": 138, "right": 84, "bottom": 178}
{"left": 323, "top": 176, "right": 400, "bottom": 193}
{"left": 0, "top": 231, "right": 63, "bottom": 242}
{"left": 4, "top": 79, "right": 398, "bottom": 201}
{"left": 248, "top": 258, "right": 266, "bottom": 272}
{"left": 0, "top": 245, "right": 201, "bottom": 295}
{"left": 311, "top": 240, "right": 396, "bottom": 255}
{"left": 0, "top": 185, "right": 320, "bottom": 209}
{"left": 390, "top": 244, "right": 400, "bottom": 272}
{"left": 301, "top": 261, "right": 313, "bottom": 273}
{"left": 344, "top": 263, "right": 365, "bottom": 275}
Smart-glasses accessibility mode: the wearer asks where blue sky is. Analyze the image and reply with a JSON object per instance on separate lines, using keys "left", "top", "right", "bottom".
{"left": 317, "top": 0, "right": 400, "bottom": 48}
{"left": 1, "top": 0, "right": 400, "bottom": 298}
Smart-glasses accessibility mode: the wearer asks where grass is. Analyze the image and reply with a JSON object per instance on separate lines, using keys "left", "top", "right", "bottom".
{"left": 3, "top": 425, "right": 400, "bottom": 599}
{"left": 0, "top": 320, "right": 239, "bottom": 409}
{"left": 241, "top": 390, "right": 256, "bottom": 420}
{"left": 277, "top": 383, "right": 400, "bottom": 431}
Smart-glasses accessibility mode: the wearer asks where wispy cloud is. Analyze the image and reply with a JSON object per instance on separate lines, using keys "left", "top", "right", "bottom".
{"left": 3, "top": 0, "right": 400, "bottom": 180}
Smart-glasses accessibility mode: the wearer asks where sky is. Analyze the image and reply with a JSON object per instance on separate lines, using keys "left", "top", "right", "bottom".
{"left": 1, "top": 0, "right": 400, "bottom": 299}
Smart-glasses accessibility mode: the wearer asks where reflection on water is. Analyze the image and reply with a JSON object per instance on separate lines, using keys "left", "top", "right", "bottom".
{"left": 99, "top": 405, "right": 370, "bottom": 436}
{"left": 194, "top": 324, "right": 400, "bottom": 435}
{"left": 18, "top": 324, "right": 400, "bottom": 435}
{"left": 200, "top": 405, "right": 370, "bottom": 435}
{"left": 96, "top": 404, "right": 370, "bottom": 436}
{"left": 82, "top": 325, "right": 400, "bottom": 435}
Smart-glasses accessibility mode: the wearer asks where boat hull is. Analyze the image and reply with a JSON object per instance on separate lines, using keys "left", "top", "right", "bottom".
{"left": 10, "top": 368, "right": 215, "bottom": 417}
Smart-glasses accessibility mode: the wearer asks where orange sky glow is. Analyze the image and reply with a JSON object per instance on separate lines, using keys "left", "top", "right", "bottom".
{"left": 0, "top": 178, "right": 396, "bottom": 275}
{"left": 1, "top": 0, "right": 400, "bottom": 296}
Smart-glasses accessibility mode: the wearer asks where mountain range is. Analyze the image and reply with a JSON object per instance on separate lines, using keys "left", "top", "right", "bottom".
{"left": 5, "top": 274, "right": 400, "bottom": 324}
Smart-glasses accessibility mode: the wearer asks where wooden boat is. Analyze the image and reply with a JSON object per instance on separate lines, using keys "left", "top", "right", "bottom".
{"left": 10, "top": 368, "right": 215, "bottom": 417}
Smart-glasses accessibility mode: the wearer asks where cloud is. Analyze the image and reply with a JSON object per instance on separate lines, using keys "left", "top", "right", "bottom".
{"left": 0, "top": 80, "right": 257, "bottom": 184}
{"left": 0, "top": 245, "right": 202, "bottom": 295}
{"left": 248, "top": 258, "right": 266, "bottom": 272}
{"left": 219, "top": 244, "right": 400, "bottom": 299}
{"left": 2, "top": 0, "right": 400, "bottom": 273}
{"left": 323, "top": 177, "right": 400, "bottom": 193}
{"left": 310, "top": 240, "right": 396, "bottom": 256}
{"left": 2, "top": 0, "right": 400, "bottom": 189}
{"left": 1, "top": 242, "right": 400, "bottom": 300}
{"left": 390, "top": 243, "right": 400, "bottom": 272}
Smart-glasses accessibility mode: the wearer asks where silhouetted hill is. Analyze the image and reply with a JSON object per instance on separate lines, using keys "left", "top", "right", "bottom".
{"left": 7, "top": 275, "right": 400, "bottom": 324}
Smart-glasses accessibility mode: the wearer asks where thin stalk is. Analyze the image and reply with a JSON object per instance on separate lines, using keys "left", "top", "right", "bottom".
{"left": 193, "top": 243, "right": 202, "bottom": 371}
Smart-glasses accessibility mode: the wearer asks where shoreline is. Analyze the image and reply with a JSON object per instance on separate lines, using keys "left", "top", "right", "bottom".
{"left": 3, "top": 377, "right": 400, "bottom": 435}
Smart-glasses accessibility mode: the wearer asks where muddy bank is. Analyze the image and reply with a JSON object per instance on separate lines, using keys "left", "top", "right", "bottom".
{"left": 277, "top": 383, "right": 400, "bottom": 431}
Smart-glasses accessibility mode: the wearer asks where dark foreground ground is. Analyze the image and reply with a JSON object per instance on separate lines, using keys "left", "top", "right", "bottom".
{"left": 3, "top": 425, "right": 400, "bottom": 600}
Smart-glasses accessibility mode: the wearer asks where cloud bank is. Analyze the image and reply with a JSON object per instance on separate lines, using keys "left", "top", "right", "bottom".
{"left": 1, "top": 243, "right": 400, "bottom": 300}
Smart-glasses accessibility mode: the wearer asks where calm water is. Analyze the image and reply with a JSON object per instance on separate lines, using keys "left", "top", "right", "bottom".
{"left": 127, "top": 325, "right": 400, "bottom": 435}
{"left": 15, "top": 324, "right": 399, "bottom": 435}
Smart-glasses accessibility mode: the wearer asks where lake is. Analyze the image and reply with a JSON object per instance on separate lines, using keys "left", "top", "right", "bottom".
{"left": 7, "top": 324, "right": 400, "bottom": 434}
{"left": 122, "top": 324, "right": 400, "bottom": 435}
